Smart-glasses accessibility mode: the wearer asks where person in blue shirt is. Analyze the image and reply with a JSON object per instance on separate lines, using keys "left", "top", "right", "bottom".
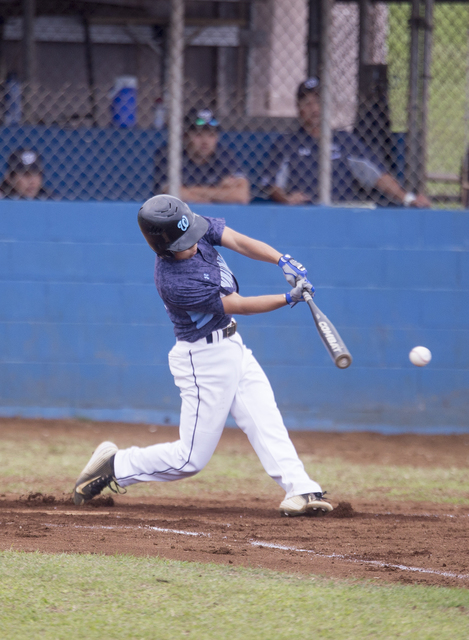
{"left": 155, "top": 109, "right": 250, "bottom": 204}
{"left": 73, "top": 195, "right": 333, "bottom": 517}
{"left": 262, "top": 77, "right": 431, "bottom": 207}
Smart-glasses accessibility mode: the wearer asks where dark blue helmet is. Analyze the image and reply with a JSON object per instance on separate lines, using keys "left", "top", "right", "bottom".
{"left": 138, "top": 195, "right": 209, "bottom": 258}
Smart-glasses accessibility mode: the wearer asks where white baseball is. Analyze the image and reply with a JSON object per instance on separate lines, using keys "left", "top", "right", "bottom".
{"left": 409, "top": 346, "right": 432, "bottom": 367}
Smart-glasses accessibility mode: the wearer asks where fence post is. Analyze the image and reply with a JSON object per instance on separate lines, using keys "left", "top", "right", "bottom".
{"left": 421, "top": 0, "right": 434, "bottom": 194}
{"left": 168, "top": 0, "right": 184, "bottom": 198}
{"left": 22, "top": 0, "right": 35, "bottom": 124}
{"left": 407, "top": 0, "right": 421, "bottom": 193}
{"left": 319, "top": 0, "right": 332, "bottom": 205}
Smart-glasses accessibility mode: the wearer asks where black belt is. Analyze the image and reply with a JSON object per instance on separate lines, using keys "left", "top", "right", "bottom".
{"left": 206, "top": 319, "right": 237, "bottom": 344}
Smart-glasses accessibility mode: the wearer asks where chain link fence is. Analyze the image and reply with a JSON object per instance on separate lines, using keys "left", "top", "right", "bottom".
{"left": 0, "top": 0, "right": 468, "bottom": 207}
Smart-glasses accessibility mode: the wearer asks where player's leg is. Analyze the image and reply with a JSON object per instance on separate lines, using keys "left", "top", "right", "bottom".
{"left": 229, "top": 333, "right": 332, "bottom": 515}
{"left": 113, "top": 337, "right": 242, "bottom": 487}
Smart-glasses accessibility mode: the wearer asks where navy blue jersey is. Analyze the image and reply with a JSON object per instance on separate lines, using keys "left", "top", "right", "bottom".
{"left": 154, "top": 216, "right": 239, "bottom": 342}
{"left": 261, "top": 129, "right": 386, "bottom": 203}
{"left": 154, "top": 145, "right": 245, "bottom": 193}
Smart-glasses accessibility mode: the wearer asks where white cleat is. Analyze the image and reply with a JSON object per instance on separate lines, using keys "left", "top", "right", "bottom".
{"left": 279, "top": 492, "right": 333, "bottom": 517}
{"left": 73, "top": 441, "right": 120, "bottom": 505}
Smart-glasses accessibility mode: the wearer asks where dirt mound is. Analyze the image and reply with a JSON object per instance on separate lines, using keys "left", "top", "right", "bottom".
{"left": 329, "top": 501, "right": 355, "bottom": 518}
{"left": 26, "top": 493, "right": 57, "bottom": 504}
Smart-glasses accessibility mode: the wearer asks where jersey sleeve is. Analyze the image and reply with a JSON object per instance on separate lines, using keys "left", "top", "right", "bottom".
{"left": 201, "top": 215, "right": 226, "bottom": 246}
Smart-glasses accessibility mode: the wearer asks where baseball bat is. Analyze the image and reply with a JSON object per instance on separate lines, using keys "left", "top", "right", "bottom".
{"left": 303, "top": 289, "right": 352, "bottom": 369}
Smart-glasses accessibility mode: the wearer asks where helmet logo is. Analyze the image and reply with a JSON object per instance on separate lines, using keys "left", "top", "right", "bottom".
{"left": 177, "top": 215, "right": 189, "bottom": 232}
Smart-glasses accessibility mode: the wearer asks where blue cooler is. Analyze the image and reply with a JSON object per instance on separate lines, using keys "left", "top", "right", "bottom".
{"left": 110, "top": 76, "right": 137, "bottom": 127}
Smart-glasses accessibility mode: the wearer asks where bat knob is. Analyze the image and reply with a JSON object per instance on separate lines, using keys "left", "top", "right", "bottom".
{"left": 336, "top": 354, "right": 352, "bottom": 369}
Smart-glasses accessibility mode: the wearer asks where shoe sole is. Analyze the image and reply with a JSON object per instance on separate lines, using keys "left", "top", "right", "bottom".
{"left": 73, "top": 441, "right": 118, "bottom": 505}
{"left": 280, "top": 500, "right": 333, "bottom": 517}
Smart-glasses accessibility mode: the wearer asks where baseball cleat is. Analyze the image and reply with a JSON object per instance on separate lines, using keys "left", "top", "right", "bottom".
{"left": 73, "top": 441, "right": 121, "bottom": 505}
{"left": 279, "top": 492, "right": 333, "bottom": 517}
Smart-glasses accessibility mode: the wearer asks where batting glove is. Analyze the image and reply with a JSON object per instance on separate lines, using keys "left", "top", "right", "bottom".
{"left": 279, "top": 254, "right": 308, "bottom": 287}
{"left": 285, "top": 278, "right": 314, "bottom": 307}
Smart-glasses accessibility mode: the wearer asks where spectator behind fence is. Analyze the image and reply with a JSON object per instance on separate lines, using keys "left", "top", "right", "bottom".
{"left": 154, "top": 109, "right": 250, "bottom": 204}
{"left": 262, "top": 77, "right": 431, "bottom": 208}
{"left": 0, "top": 149, "right": 55, "bottom": 200}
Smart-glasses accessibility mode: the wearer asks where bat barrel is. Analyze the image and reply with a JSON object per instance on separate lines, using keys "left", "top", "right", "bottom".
{"left": 335, "top": 353, "right": 352, "bottom": 369}
{"left": 302, "top": 287, "right": 353, "bottom": 370}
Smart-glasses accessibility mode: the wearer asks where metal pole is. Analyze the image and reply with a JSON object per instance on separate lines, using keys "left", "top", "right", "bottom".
{"left": 168, "top": 0, "right": 184, "bottom": 198}
{"left": 22, "top": 0, "right": 35, "bottom": 123}
{"left": 358, "top": 0, "right": 370, "bottom": 102}
{"left": 22, "top": 0, "right": 35, "bottom": 82}
{"left": 217, "top": 48, "right": 230, "bottom": 118}
{"left": 0, "top": 18, "right": 5, "bottom": 83}
{"left": 307, "top": 0, "right": 321, "bottom": 77}
{"left": 421, "top": 0, "right": 433, "bottom": 194}
{"left": 83, "top": 16, "right": 98, "bottom": 127}
{"left": 319, "top": 0, "right": 332, "bottom": 205}
{"left": 406, "top": 0, "right": 421, "bottom": 192}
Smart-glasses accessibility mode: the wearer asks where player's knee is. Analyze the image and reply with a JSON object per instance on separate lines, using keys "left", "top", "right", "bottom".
{"left": 175, "top": 442, "right": 213, "bottom": 475}
{"left": 182, "top": 457, "right": 208, "bottom": 475}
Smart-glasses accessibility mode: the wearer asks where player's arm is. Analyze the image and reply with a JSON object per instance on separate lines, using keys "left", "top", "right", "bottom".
{"left": 180, "top": 185, "right": 212, "bottom": 203}
{"left": 222, "top": 278, "right": 311, "bottom": 315}
{"left": 222, "top": 228, "right": 311, "bottom": 290}
{"left": 221, "top": 227, "right": 282, "bottom": 263}
{"left": 211, "top": 176, "right": 250, "bottom": 204}
{"left": 375, "top": 173, "right": 432, "bottom": 208}
{"left": 222, "top": 292, "right": 287, "bottom": 315}
{"left": 181, "top": 177, "right": 250, "bottom": 204}
{"left": 347, "top": 149, "right": 431, "bottom": 208}
{"left": 270, "top": 185, "right": 309, "bottom": 205}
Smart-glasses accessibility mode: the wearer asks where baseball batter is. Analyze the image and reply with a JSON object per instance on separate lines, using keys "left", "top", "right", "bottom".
{"left": 73, "top": 195, "right": 333, "bottom": 517}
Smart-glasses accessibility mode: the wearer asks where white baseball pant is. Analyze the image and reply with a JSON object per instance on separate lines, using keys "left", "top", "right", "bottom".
{"left": 114, "top": 330, "right": 322, "bottom": 499}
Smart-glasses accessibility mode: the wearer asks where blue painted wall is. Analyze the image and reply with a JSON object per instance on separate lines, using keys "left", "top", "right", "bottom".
{"left": 1, "top": 201, "right": 468, "bottom": 433}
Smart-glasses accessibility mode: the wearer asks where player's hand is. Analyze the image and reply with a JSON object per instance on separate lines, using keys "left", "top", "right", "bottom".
{"left": 412, "top": 193, "right": 432, "bottom": 208}
{"left": 285, "top": 278, "right": 313, "bottom": 307}
{"left": 279, "top": 254, "right": 308, "bottom": 286}
{"left": 286, "top": 191, "right": 309, "bottom": 205}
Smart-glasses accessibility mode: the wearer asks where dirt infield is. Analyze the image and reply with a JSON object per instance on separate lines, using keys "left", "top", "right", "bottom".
{"left": 1, "top": 419, "right": 469, "bottom": 588}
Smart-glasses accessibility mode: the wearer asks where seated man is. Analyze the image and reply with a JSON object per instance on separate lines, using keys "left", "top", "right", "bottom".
{"left": 262, "top": 77, "right": 431, "bottom": 208}
{"left": 154, "top": 109, "right": 250, "bottom": 204}
{"left": 0, "top": 149, "right": 54, "bottom": 200}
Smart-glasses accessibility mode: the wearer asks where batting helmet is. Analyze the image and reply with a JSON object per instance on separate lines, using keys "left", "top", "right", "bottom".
{"left": 138, "top": 195, "right": 209, "bottom": 257}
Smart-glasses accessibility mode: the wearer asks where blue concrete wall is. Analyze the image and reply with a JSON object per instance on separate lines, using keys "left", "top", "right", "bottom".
{"left": 1, "top": 201, "right": 468, "bottom": 433}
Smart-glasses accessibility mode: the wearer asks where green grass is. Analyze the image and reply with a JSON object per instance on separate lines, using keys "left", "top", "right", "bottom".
{"left": 0, "top": 551, "right": 468, "bottom": 640}
{"left": 1, "top": 429, "right": 468, "bottom": 638}
{"left": 0, "top": 432, "right": 468, "bottom": 506}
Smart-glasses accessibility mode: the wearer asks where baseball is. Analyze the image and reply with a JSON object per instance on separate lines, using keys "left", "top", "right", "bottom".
{"left": 409, "top": 346, "right": 432, "bottom": 367}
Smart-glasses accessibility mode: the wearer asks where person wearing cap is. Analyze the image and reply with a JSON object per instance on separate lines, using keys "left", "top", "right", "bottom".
{"left": 154, "top": 109, "right": 250, "bottom": 204}
{"left": 0, "top": 149, "right": 53, "bottom": 200}
{"left": 262, "top": 78, "right": 431, "bottom": 207}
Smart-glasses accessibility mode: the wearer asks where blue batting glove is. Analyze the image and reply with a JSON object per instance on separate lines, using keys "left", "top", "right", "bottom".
{"left": 279, "top": 254, "right": 308, "bottom": 287}
{"left": 285, "top": 278, "right": 314, "bottom": 307}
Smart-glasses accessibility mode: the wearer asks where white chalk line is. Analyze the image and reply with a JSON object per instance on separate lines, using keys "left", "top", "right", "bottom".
{"left": 31, "top": 521, "right": 469, "bottom": 581}
{"left": 249, "top": 541, "right": 469, "bottom": 580}
{"left": 42, "top": 522, "right": 210, "bottom": 537}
